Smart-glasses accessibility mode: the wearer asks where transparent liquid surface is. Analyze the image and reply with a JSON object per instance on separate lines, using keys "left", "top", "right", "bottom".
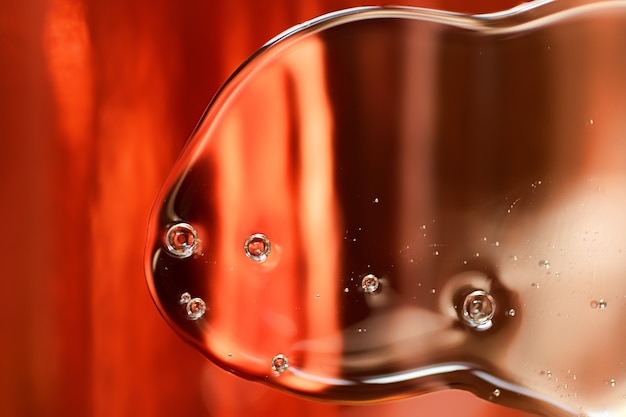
{"left": 145, "top": 2, "right": 626, "bottom": 416}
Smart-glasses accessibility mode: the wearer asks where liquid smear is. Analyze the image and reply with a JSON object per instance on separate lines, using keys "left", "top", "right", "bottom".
{"left": 145, "top": 2, "right": 626, "bottom": 416}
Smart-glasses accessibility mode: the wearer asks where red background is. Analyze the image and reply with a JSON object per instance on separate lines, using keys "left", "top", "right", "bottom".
{"left": 0, "top": 0, "right": 536, "bottom": 416}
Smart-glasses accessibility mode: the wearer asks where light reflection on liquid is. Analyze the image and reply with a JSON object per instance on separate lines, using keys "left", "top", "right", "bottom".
{"left": 145, "top": 2, "right": 626, "bottom": 416}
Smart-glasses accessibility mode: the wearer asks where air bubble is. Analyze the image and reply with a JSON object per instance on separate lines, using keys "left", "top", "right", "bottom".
{"left": 461, "top": 289, "right": 496, "bottom": 330}
{"left": 591, "top": 299, "right": 607, "bottom": 309}
{"left": 271, "top": 354, "right": 289, "bottom": 373}
{"left": 361, "top": 274, "right": 379, "bottom": 293}
{"left": 506, "top": 308, "right": 516, "bottom": 317}
{"left": 244, "top": 233, "right": 271, "bottom": 262}
{"left": 164, "top": 222, "right": 198, "bottom": 258}
{"left": 539, "top": 259, "right": 551, "bottom": 269}
{"left": 493, "top": 388, "right": 501, "bottom": 397}
{"left": 179, "top": 292, "right": 191, "bottom": 305}
{"left": 186, "top": 297, "right": 206, "bottom": 320}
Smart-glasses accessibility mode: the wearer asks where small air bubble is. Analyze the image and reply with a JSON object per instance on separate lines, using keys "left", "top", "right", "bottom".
{"left": 179, "top": 292, "right": 191, "bottom": 305}
{"left": 539, "top": 259, "right": 551, "bottom": 269}
{"left": 373, "top": 197, "right": 379, "bottom": 203}
{"left": 164, "top": 222, "right": 198, "bottom": 258}
{"left": 361, "top": 274, "right": 379, "bottom": 293}
{"left": 186, "top": 297, "right": 206, "bottom": 320}
{"left": 315, "top": 293, "right": 321, "bottom": 299}
{"left": 271, "top": 354, "right": 289, "bottom": 373}
{"left": 461, "top": 289, "right": 496, "bottom": 330}
{"left": 507, "top": 308, "right": 516, "bottom": 317}
{"left": 493, "top": 389, "right": 501, "bottom": 397}
{"left": 244, "top": 233, "right": 271, "bottom": 262}
{"left": 610, "top": 379, "right": 617, "bottom": 387}
{"left": 344, "top": 287, "right": 350, "bottom": 293}
{"left": 532, "top": 282, "right": 541, "bottom": 288}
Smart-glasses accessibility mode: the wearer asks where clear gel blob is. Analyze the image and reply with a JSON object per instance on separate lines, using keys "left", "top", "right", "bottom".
{"left": 145, "top": 2, "right": 626, "bottom": 416}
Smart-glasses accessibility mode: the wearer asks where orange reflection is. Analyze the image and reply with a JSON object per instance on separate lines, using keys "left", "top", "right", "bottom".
{"left": 0, "top": 0, "right": 528, "bottom": 416}
{"left": 208, "top": 36, "right": 341, "bottom": 393}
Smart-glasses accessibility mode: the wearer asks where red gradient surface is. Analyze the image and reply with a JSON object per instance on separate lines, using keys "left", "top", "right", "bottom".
{"left": 0, "top": 0, "right": 534, "bottom": 416}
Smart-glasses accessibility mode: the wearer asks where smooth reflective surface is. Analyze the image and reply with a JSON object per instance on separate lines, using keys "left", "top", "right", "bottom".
{"left": 145, "top": 1, "right": 626, "bottom": 416}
